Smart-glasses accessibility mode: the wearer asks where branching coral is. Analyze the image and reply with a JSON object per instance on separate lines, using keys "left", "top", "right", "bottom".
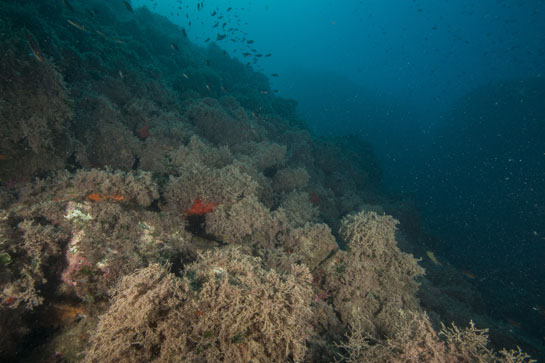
{"left": 279, "top": 222, "right": 338, "bottom": 272}
{"left": 164, "top": 162, "right": 259, "bottom": 213}
{"left": 279, "top": 191, "right": 319, "bottom": 227}
{"left": 0, "top": 219, "right": 69, "bottom": 310}
{"left": 85, "top": 247, "right": 314, "bottom": 362}
{"left": 325, "top": 210, "right": 424, "bottom": 335}
{"left": 186, "top": 97, "right": 263, "bottom": 146}
{"left": 78, "top": 97, "right": 142, "bottom": 170}
{"left": 168, "top": 135, "right": 233, "bottom": 172}
{"left": 273, "top": 167, "right": 310, "bottom": 193}
{"left": 205, "top": 195, "right": 271, "bottom": 244}
{"left": 338, "top": 311, "right": 536, "bottom": 363}
{"left": 231, "top": 141, "right": 287, "bottom": 172}
{"left": 71, "top": 168, "right": 160, "bottom": 207}
{"left": 0, "top": 31, "right": 73, "bottom": 178}
{"left": 337, "top": 310, "right": 445, "bottom": 363}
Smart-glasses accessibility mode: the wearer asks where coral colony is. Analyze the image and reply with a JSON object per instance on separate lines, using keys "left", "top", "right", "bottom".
{"left": 0, "top": 0, "right": 537, "bottom": 362}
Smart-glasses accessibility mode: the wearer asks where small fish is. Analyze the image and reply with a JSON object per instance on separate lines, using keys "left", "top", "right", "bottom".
{"left": 112, "top": 38, "right": 125, "bottom": 44}
{"left": 118, "top": 70, "right": 124, "bottom": 79}
{"left": 532, "top": 306, "right": 545, "bottom": 318}
{"left": 181, "top": 28, "right": 187, "bottom": 38}
{"left": 260, "top": 90, "right": 269, "bottom": 94}
{"left": 247, "top": 40, "right": 254, "bottom": 44}
{"left": 265, "top": 53, "right": 272, "bottom": 57}
{"left": 182, "top": 73, "right": 189, "bottom": 79}
{"left": 460, "top": 269, "right": 476, "bottom": 279}
{"left": 426, "top": 251, "right": 442, "bottom": 266}
{"left": 87, "top": 193, "right": 107, "bottom": 202}
{"left": 25, "top": 31, "right": 44, "bottom": 62}
{"left": 227, "top": 7, "right": 232, "bottom": 12}
{"left": 205, "top": 84, "right": 211, "bottom": 91}
{"left": 88, "top": 193, "right": 125, "bottom": 202}
{"left": 122, "top": 0, "right": 134, "bottom": 13}
{"left": 95, "top": 29, "right": 107, "bottom": 38}
{"left": 242, "top": 52, "right": 251, "bottom": 57}
{"left": 213, "top": 22, "right": 219, "bottom": 28}
{"left": 61, "top": 0, "right": 74, "bottom": 12}
{"left": 271, "top": 73, "right": 279, "bottom": 77}
{"left": 216, "top": 33, "right": 226, "bottom": 41}
{"left": 255, "top": 54, "right": 262, "bottom": 57}
{"left": 204, "top": 37, "right": 210, "bottom": 42}
{"left": 211, "top": 11, "right": 217, "bottom": 16}
{"left": 66, "top": 19, "right": 87, "bottom": 32}
{"left": 170, "top": 43, "right": 179, "bottom": 51}
{"left": 197, "top": 3, "right": 200, "bottom": 11}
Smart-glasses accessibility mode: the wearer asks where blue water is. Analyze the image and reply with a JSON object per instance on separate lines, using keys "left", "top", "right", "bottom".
{"left": 133, "top": 0, "right": 545, "bottom": 355}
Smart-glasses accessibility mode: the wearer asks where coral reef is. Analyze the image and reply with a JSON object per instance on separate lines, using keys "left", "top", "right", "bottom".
{"left": 0, "top": 0, "right": 539, "bottom": 360}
